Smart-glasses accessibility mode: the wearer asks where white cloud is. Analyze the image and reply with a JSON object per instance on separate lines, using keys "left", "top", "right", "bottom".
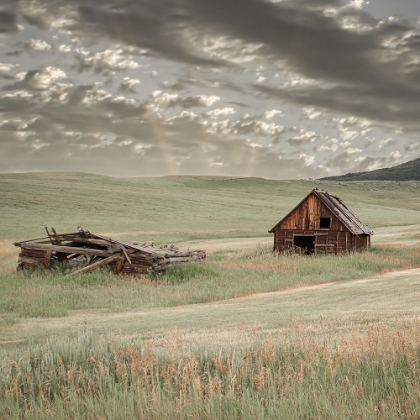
{"left": 119, "top": 77, "right": 141, "bottom": 92}
{"left": 264, "top": 110, "right": 284, "bottom": 120}
{"left": 340, "top": 129, "right": 358, "bottom": 141}
{"left": 14, "top": 67, "right": 67, "bottom": 90}
{"left": 299, "top": 154, "right": 315, "bottom": 166}
{"left": 198, "top": 35, "right": 263, "bottom": 64}
{"left": 348, "top": 0, "right": 368, "bottom": 9}
{"left": 149, "top": 92, "right": 220, "bottom": 111}
{"left": 303, "top": 107, "right": 321, "bottom": 120}
{"left": 317, "top": 138, "right": 338, "bottom": 152}
{"left": 82, "top": 89, "right": 113, "bottom": 106}
{"left": 0, "top": 63, "right": 18, "bottom": 72}
{"left": 289, "top": 131, "right": 320, "bottom": 146}
{"left": 27, "top": 39, "right": 52, "bottom": 52}
{"left": 58, "top": 44, "right": 72, "bottom": 53}
{"left": 83, "top": 48, "right": 141, "bottom": 70}
{"left": 198, "top": 95, "right": 221, "bottom": 107}
{"left": 378, "top": 138, "right": 393, "bottom": 148}
{"left": 203, "top": 107, "right": 236, "bottom": 118}
{"left": 345, "top": 148, "right": 362, "bottom": 154}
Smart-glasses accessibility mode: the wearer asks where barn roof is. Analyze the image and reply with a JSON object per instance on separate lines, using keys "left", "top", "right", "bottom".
{"left": 269, "top": 189, "right": 373, "bottom": 235}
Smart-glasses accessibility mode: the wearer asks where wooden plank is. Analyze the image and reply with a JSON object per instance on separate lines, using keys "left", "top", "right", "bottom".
{"left": 121, "top": 246, "right": 132, "bottom": 265}
{"left": 65, "top": 238, "right": 112, "bottom": 247}
{"left": 114, "top": 255, "right": 125, "bottom": 275}
{"left": 67, "top": 254, "right": 121, "bottom": 276}
{"left": 51, "top": 228, "right": 62, "bottom": 245}
{"left": 21, "top": 248, "right": 50, "bottom": 257}
{"left": 89, "top": 233, "right": 152, "bottom": 253}
{"left": 22, "top": 242, "right": 115, "bottom": 257}
{"left": 18, "top": 256, "right": 47, "bottom": 265}
{"left": 336, "top": 231, "right": 339, "bottom": 255}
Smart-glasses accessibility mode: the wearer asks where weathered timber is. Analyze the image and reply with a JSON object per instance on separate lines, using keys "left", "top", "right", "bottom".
{"left": 120, "top": 246, "right": 132, "bottom": 264}
{"left": 14, "top": 227, "right": 206, "bottom": 276}
{"left": 67, "top": 254, "right": 122, "bottom": 276}
{"left": 269, "top": 189, "right": 372, "bottom": 254}
{"left": 22, "top": 242, "right": 114, "bottom": 257}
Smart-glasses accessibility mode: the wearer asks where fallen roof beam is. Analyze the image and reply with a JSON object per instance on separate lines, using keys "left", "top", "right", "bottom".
{"left": 66, "top": 254, "right": 122, "bottom": 276}
{"left": 21, "top": 242, "right": 116, "bottom": 258}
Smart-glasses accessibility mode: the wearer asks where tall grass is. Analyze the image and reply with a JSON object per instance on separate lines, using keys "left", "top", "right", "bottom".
{"left": 1, "top": 320, "right": 420, "bottom": 419}
{"left": 0, "top": 245, "right": 419, "bottom": 319}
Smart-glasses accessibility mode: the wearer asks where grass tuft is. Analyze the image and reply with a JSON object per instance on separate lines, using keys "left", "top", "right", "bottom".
{"left": 150, "top": 263, "right": 219, "bottom": 284}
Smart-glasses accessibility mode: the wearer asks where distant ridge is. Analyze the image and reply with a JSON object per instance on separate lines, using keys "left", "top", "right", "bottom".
{"left": 320, "top": 157, "right": 420, "bottom": 181}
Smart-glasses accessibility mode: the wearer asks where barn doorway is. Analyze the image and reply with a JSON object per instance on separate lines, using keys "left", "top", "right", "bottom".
{"left": 293, "top": 235, "right": 315, "bottom": 255}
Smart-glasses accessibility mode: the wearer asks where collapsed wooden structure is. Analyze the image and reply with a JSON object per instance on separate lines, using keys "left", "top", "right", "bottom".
{"left": 14, "top": 227, "right": 206, "bottom": 276}
{"left": 269, "top": 189, "right": 373, "bottom": 255}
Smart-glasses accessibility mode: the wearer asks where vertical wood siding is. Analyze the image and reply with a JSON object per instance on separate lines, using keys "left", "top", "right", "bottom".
{"left": 272, "top": 192, "right": 370, "bottom": 254}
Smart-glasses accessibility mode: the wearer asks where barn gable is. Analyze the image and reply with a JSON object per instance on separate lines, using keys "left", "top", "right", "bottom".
{"left": 269, "top": 189, "right": 373, "bottom": 254}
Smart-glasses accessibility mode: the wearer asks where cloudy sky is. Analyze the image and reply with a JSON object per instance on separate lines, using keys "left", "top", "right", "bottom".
{"left": 0, "top": 0, "right": 419, "bottom": 178}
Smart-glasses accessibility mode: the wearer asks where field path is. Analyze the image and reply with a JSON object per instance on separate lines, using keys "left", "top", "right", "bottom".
{"left": 2, "top": 266, "right": 420, "bottom": 347}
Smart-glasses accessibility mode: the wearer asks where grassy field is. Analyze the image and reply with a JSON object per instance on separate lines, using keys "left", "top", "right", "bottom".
{"left": 1, "top": 173, "right": 420, "bottom": 418}
{"left": 1, "top": 172, "right": 420, "bottom": 241}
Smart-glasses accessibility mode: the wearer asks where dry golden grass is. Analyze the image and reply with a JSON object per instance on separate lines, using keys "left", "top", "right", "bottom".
{"left": 2, "top": 320, "right": 420, "bottom": 419}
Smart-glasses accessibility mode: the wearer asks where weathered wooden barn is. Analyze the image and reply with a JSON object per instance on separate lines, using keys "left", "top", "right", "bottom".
{"left": 269, "top": 189, "right": 373, "bottom": 254}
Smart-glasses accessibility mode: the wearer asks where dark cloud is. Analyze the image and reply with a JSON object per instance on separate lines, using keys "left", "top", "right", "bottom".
{"left": 1, "top": 0, "right": 419, "bottom": 177}
{"left": 76, "top": 3, "right": 228, "bottom": 68}
{"left": 19, "top": 0, "right": 378, "bottom": 77}
{"left": 0, "top": 0, "right": 19, "bottom": 34}
{"left": 17, "top": 0, "right": 420, "bottom": 123}
{"left": 256, "top": 80, "right": 420, "bottom": 129}
{"left": 0, "top": 11, "right": 18, "bottom": 33}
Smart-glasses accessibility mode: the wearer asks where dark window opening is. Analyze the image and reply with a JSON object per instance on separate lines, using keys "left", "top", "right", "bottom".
{"left": 293, "top": 235, "right": 315, "bottom": 255}
{"left": 320, "top": 217, "right": 331, "bottom": 229}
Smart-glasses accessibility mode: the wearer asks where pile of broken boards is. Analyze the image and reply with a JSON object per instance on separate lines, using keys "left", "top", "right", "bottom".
{"left": 14, "top": 227, "right": 206, "bottom": 277}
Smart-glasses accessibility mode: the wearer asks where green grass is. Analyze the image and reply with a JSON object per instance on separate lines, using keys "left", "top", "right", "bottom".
{"left": 0, "top": 245, "right": 419, "bottom": 320}
{"left": 150, "top": 263, "right": 219, "bottom": 284}
{"left": 2, "top": 172, "right": 420, "bottom": 418}
{"left": 1, "top": 172, "right": 420, "bottom": 241}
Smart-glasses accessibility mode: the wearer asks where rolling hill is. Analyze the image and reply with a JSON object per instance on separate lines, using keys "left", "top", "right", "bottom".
{"left": 1, "top": 172, "right": 420, "bottom": 241}
{"left": 321, "top": 157, "right": 420, "bottom": 181}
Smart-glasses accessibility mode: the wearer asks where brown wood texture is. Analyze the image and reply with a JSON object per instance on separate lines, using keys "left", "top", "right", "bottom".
{"left": 272, "top": 192, "right": 371, "bottom": 254}
{"left": 67, "top": 254, "right": 122, "bottom": 276}
{"left": 22, "top": 243, "right": 114, "bottom": 257}
{"left": 15, "top": 228, "right": 207, "bottom": 276}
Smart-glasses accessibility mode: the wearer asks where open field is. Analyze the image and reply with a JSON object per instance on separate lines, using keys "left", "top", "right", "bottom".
{"left": 1, "top": 173, "right": 420, "bottom": 418}
{"left": 1, "top": 172, "right": 420, "bottom": 241}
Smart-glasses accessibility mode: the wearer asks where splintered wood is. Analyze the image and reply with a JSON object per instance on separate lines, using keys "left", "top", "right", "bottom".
{"left": 14, "top": 227, "right": 206, "bottom": 277}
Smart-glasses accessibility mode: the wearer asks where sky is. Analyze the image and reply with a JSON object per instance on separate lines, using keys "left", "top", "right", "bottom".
{"left": 0, "top": 0, "right": 420, "bottom": 179}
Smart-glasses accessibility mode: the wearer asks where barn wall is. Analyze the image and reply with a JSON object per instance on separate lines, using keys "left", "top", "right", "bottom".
{"left": 277, "top": 192, "right": 348, "bottom": 232}
{"left": 274, "top": 230, "right": 351, "bottom": 254}
{"left": 272, "top": 192, "right": 371, "bottom": 254}
{"left": 350, "top": 234, "right": 370, "bottom": 250}
{"left": 273, "top": 230, "right": 371, "bottom": 254}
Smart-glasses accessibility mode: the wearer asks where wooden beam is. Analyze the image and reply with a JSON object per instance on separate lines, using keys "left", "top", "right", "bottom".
{"left": 66, "top": 238, "right": 113, "bottom": 247}
{"left": 114, "top": 253, "right": 125, "bottom": 275}
{"left": 21, "top": 242, "right": 115, "bottom": 258}
{"left": 67, "top": 254, "right": 121, "bottom": 276}
{"left": 121, "top": 246, "right": 132, "bottom": 264}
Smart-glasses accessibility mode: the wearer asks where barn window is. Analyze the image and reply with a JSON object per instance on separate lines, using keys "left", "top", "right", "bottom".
{"left": 320, "top": 217, "right": 331, "bottom": 229}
